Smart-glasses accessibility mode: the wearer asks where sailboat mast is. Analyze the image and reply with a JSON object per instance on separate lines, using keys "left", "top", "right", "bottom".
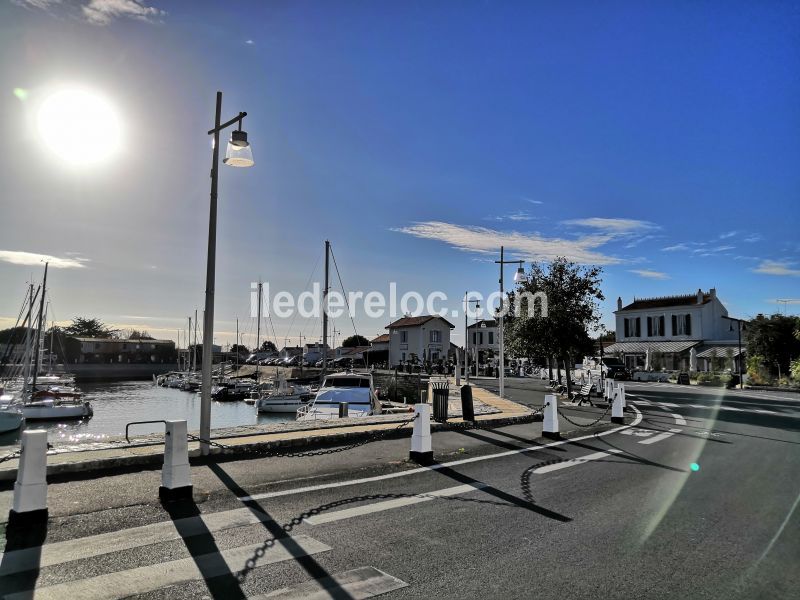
{"left": 30, "top": 262, "right": 48, "bottom": 394}
{"left": 21, "top": 283, "right": 35, "bottom": 398}
{"left": 235, "top": 317, "right": 239, "bottom": 370}
{"left": 187, "top": 316, "right": 192, "bottom": 372}
{"left": 193, "top": 309, "right": 198, "bottom": 372}
{"left": 322, "top": 240, "right": 330, "bottom": 377}
{"left": 255, "top": 281, "right": 262, "bottom": 381}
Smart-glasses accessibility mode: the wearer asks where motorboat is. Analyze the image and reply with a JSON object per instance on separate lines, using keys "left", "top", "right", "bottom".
{"left": 211, "top": 379, "right": 254, "bottom": 401}
{"left": 296, "top": 371, "right": 381, "bottom": 421}
{"left": 20, "top": 397, "right": 93, "bottom": 421}
{"left": 0, "top": 391, "right": 25, "bottom": 433}
{"left": 255, "top": 375, "right": 313, "bottom": 414}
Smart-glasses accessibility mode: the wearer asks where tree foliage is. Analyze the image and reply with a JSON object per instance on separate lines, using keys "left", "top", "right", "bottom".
{"left": 745, "top": 314, "right": 800, "bottom": 377}
{"left": 259, "top": 340, "right": 277, "bottom": 353}
{"left": 64, "top": 317, "right": 116, "bottom": 338}
{"left": 230, "top": 343, "right": 249, "bottom": 355}
{"left": 342, "top": 335, "right": 369, "bottom": 348}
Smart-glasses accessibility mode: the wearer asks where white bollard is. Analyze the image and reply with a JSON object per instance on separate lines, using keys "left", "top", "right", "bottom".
{"left": 160, "top": 420, "right": 192, "bottom": 502}
{"left": 409, "top": 403, "right": 433, "bottom": 465}
{"left": 618, "top": 382, "right": 627, "bottom": 409}
{"left": 542, "top": 394, "right": 560, "bottom": 439}
{"left": 611, "top": 387, "right": 625, "bottom": 423}
{"left": 10, "top": 430, "right": 49, "bottom": 523}
{"left": 604, "top": 379, "right": 611, "bottom": 400}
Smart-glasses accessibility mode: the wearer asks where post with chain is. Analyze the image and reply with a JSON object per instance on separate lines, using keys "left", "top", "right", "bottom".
{"left": 542, "top": 394, "right": 560, "bottom": 439}
{"left": 9, "top": 429, "right": 49, "bottom": 525}
{"left": 409, "top": 403, "right": 433, "bottom": 465}
{"left": 618, "top": 382, "right": 629, "bottom": 411}
{"left": 611, "top": 386, "right": 625, "bottom": 424}
{"left": 160, "top": 420, "right": 193, "bottom": 502}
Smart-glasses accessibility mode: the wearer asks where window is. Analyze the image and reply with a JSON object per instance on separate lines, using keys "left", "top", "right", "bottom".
{"left": 473, "top": 332, "right": 477, "bottom": 345}
{"left": 400, "top": 331, "right": 408, "bottom": 343}
{"left": 672, "top": 314, "right": 692, "bottom": 336}
{"left": 402, "top": 352, "right": 406, "bottom": 361}
{"left": 647, "top": 316, "right": 665, "bottom": 337}
{"left": 488, "top": 332, "right": 494, "bottom": 345}
{"left": 624, "top": 317, "right": 641, "bottom": 338}
{"left": 430, "top": 330, "right": 441, "bottom": 343}
{"left": 478, "top": 332, "right": 484, "bottom": 345}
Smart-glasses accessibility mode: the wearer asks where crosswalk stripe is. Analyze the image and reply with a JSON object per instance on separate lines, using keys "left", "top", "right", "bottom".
{"left": 0, "top": 507, "right": 271, "bottom": 575}
{"left": 671, "top": 413, "right": 687, "bottom": 426}
{"left": 4, "top": 535, "right": 331, "bottom": 600}
{"left": 253, "top": 566, "right": 408, "bottom": 599}
{"left": 304, "top": 484, "right": 485, "bottom": 525}
{"left": 533, "top": 449, "right": 623, "bottom": 474}
{"left": 638, "top": 428, "right": 682, "bottom": 445}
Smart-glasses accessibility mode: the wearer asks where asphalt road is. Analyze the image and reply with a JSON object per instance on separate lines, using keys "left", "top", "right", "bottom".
{"left": 1, "top": 381, "right": 798, "bottom": 599}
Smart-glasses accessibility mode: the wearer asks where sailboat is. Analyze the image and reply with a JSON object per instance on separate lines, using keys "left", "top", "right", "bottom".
{"left": 255, "top": 372, "right": 313, "bottom": 413}
{"left": 0, "top": 387, "right": 24, "bottom": 433}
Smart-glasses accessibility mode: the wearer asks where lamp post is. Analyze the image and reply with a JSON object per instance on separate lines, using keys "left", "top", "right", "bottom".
{"left": 721, "top": 315, "right": 746, "bottom": 390}
{"left": 464, "top": 293, "right": 480, "bottom": 383}
{"left": 199, "top": 91, "right": 254, "bottom": 455}
{"left": 495, "top": 246, "right": 526, "bottom": 399}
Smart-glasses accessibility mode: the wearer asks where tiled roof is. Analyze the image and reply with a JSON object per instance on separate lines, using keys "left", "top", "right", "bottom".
{"left": 371, "top": 334, "right": 390, "bottom": 344}
{"left": 605, "top": 340, "right": 700, "bottom": 353}
{"left": 387, "top": 315, "right": 455, "bottom": 329}
{"left": 620, "top": 293, "right": 710, "bottom": 311}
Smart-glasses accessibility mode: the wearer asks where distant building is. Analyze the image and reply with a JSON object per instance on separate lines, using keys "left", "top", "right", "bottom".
{"left": 467, "top": 319, "right": 499, "bottom": 366}
{"left": 386, "top": 315, "right": 455, "bottom": 366}
{"left": 280, "top": 346, "right": 303, "bottom": 358}
{"left": 303, "top": 343, "right": 330, "bottom": 363}
{"left": 606, "top": 288, "right": 743, "bottom": 372}
{"left": 74, "top": 337, "right": 176, "bottom": 364}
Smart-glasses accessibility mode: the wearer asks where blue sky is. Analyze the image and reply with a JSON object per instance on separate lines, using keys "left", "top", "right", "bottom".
{"left": 1, "top": 0, "right": 798, "bottom": 349}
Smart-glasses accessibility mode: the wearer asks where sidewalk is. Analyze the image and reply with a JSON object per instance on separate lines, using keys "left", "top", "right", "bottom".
{"left": 0, "top": 381, "right": 536, "bottom": 481}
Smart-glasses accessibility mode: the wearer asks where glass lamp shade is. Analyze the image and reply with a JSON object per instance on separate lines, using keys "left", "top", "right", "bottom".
{"left": 223, "top": 130, "right": 254, "bottom": 167}
{"left": 513, "top": 267, "right": 527, "bottom": 283}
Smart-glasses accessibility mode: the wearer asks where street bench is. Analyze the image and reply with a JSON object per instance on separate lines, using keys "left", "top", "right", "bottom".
{"left": 570, "top": 381, "right": 595, "bottom": 406}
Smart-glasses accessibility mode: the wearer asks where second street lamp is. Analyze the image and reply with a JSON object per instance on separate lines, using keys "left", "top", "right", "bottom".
{"left": 495, "top": 246, "right": 526, "bottom": 399}
{"left": 199, "top": 91, "right": 253, "bottom": 456}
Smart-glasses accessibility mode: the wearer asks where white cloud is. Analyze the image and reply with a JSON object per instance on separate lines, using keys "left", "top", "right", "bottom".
{"left": 744, "top": 234, "right": 763, "bottom": 243}
{"left": 83, "top": 0, "right": 165, "bottom": 24}
{"left": 0, "top": 250, "right": 88, "bottom": 269}
{"left": 12, "top": 0, "right": 61, "bottom": 10}
{"left": 523, "top": 197, "right": 543, "bottom": 205}
{"left": 488, "top": 210, "right": 537, "bottom": 222}
{"left": 393, "top": 221, "right": 623, "bottom": 265}
{"left": 245, "top": 39, "right": 254, "bottom": 45}
{"left": 561, "top": 218, "right": 657, "bottom": 233}
{"left": 628, "top": 269, "right": 670, "bottom": 280}
{"left": 661, "top": 243, "right": 691, "bottom": 252}
{"left": 753, "top": 260, "right": 800, "bottom": 277}
{"left": 718, "top": 231, "right": 738, "bottom": 239}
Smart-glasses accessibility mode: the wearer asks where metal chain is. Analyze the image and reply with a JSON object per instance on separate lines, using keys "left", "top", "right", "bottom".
{"left": 0, "top": 450, "right": 21, "bottom": 464}
{"left": 187, "top": 414, "right": 418, "bottom": 458}
{"left": 438, "top": 405, "right": 544, "bottom": 432}
{"left": 556, "top": 402, "right": 612, "bottom": 428}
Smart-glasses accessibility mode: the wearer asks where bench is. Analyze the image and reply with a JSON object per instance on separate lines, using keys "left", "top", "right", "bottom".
{"left": 570, "top": 381, "right": 595, "bottom": 406}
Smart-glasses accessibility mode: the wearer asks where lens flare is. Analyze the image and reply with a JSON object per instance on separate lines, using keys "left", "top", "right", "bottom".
{"left": 690, "top": 463, "right": 700, "bottom": 472}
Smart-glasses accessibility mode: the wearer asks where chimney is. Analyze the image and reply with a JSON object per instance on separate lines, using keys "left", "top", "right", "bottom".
{"left": 617, "top": 297, "right": 622, "bottom": 311}
{"left": 710, "top": 287, "right": 717, "bottom": 300}
{"left": 697, "top": 288, "right": 703, "bottom": 304}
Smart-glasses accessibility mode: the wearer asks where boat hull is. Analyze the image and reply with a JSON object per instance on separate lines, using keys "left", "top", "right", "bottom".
{"left": 22, "top": 402, "right": 93, "bottom": 421}
{"left": 0, "top": 409, "right": 25, "bottom": 433}
{"left": 256, "top": 395, "right": 312, "bottom": 413}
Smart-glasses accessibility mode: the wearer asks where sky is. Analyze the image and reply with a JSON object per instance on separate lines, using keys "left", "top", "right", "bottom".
{"left": 0, "top": 0, "right": 799, "bottom": 350}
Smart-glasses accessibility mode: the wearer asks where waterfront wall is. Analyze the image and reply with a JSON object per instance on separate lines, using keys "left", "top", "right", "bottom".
{"left": 65, "top": 363, "right": 179, "bottom": 382}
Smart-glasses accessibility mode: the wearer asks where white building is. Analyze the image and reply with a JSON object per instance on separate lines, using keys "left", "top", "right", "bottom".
{"left": 467, "top": 319, "right": 499, "bottom": 365}
{"left": 607, "top": 288, "right": 743, "bottom": 372}
{"left": 387, "top": 315, "right": 455, "bottom": 367}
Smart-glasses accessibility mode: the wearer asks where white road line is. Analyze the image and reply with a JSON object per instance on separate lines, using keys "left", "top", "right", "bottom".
{"left": 638, "top": 428, "right": 682, "bottom": 445}
{"left": 241, "top": 406, "right": 644, "bottom": 502}
{"left": 532, "top": 449, "right": 623, "bottom": 474}
{"left": 632, "top": 399, "right": 651, "bottom": 405}
{"left": 4, "top": 535, "right": 331, "bottom": 600}
{"left": 254, "top": 566, "right": 408, "bottom": 599}
{"left": 304, "top": 484, "right": 485, "bottom": 525}
{"left": 755, "top": 409, "right": 776, "bottom": 414}
{"left": 0, "top": 507, "right": 272, "bottom": 575}
{"left": 658, "top": 402, "right": 679, "bottom": 408}
{"left": 671, "top": 413, "right": 687, "bottom": 426}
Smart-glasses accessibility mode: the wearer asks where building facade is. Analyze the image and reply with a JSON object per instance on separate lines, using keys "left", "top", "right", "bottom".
{"left": 467, "top": 319, "right": 500, "bottom": 366}
{"left": 386, "top": 315, "right": 455, "bottom": 366}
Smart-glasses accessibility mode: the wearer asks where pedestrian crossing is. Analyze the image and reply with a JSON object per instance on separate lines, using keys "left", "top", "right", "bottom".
{"left": 631, "top": 398, "right": 797, "bottom": 418}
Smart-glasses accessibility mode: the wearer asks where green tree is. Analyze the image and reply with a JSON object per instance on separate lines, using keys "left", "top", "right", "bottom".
{"left": 259, "top": 340, "right": 277, "bottom": 353}
{"left": 745, "top": 314, "right": 800, "bottom": 377}
{"left": 342, "top": 335, "right": 369, "bottom": 348}
{"left": 64, "top": 317, "right": 116, "bottom": 338}
{"left": 230, "top": 343, "right": 249, "bottom": 356}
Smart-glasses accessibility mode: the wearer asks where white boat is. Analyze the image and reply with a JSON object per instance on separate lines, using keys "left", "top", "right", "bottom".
{"left": 0, "top": 393, "right": 25, "bottom": 433}
{"left": 255, "top": 375, "right": 313, "bottom": 414}
{"left": 21, "top": 397, "right": 93, "bottom": 421}
{"left": 296, "top": 371, "right": 381, "bottom": 421}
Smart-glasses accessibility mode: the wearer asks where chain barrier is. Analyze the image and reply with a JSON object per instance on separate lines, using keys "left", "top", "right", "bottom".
{"left": 187, "top": 414, "right": 418, "bottom": 459}
{"left": 438, "top": 404, "right": 545, "bottom": 433}
{"left": 557, "top": 401, "right": 612, "bottom": 428}
{"left": 0, "top": 450, "right": 21, "bottom": 464}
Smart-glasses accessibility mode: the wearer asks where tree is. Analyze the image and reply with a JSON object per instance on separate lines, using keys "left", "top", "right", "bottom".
{"left": 505, "top": 257, "right": 604, "bottom": 396}
{"left": 64, "top": 317, "right": 116, "bottom": 338}
{"left": 125, "top": 329, "right": 155, "bottom": 340}
{"left": 342, "top": 335, "right": 369, "bottom": 348}
{"left": 259, "top": 340, "right": 277, "bottom": 353}
{"left": 745, "top": 314, "right": 800, "bottom": 378}
{"left": 230, "top": 343, "right": 249, "bottom": 356}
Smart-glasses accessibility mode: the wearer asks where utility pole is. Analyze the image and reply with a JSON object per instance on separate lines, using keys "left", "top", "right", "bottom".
{"left": 721, "top": 315, "right": 746, "bottom": 390}
{"left": 495, "top": 247, "right": 525, "bottom": 399}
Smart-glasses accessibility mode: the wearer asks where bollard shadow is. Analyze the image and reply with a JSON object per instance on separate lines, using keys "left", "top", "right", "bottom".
{"left": 426, "top": 461, "right": 572, "bottom": 522}
{"left": 207, "top": 462, "right": 356, "bottom": 600}
{"left": 463, "top": 425, "right": 568, "bottom": 449}
{"left": 159, "top": 497, "right": 247, "bottom": 600}
{"left": 571, "top": 439, "right": 687, "bottom": 474}
{"left": 448, "top": 426, "right": 566, "bottom": 454}
{"left": 0, "top": 515, "right": 48, "bottom": 597}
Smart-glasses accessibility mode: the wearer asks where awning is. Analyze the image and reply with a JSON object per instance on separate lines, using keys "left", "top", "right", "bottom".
{"left": 696, "top": 345, "right": 744, "bottom": 358}
{"left": 604, "top": 340, "right": 700, "bottom": 354}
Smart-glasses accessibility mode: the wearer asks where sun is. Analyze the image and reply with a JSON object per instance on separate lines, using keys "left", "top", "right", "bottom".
{"left": 37, "top": 88, "right": 122, "bottom": 166}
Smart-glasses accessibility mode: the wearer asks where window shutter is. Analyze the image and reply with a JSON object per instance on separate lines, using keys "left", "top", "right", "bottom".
{"left": 624, "top": 319, "right": 630, "bottom": 337}
{"left": 647, "top": 317, "right": 652, "bottom": 337}
{"left": 659, "top": 316, "right": 665, "bottom": 336}
{"left": 636, "top": 317, "right": 641, "bottom": 337}
{"left": 685, "top": 314, "right": 691, "bottom": 336}
{"left": 672, "top": 315, "right": 677, "bottom": 335}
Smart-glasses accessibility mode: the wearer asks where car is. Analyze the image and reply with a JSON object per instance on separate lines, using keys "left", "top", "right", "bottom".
{"left": 600, "top": 358, "right": 629, "bottom": 380}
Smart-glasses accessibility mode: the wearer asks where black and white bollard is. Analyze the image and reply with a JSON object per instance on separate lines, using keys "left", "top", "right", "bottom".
{"left": 611, "top": 386, "right": 625, "bottom": 424}
{"left": 409, "top": 403, "right": 433, "bottom": 465}
{"left": 542, "top": 394, "right": 560, "bottom": 439}
{"left": 159, "top": 420, "right": 192, "bottom": 502}
{"left": 618, "top": 382, "right": 628, "bottom": 411}
{"left": 338, "top": 402, "right": 349, "bottom": 418}
{"left": 9, "top": 429, "right": 49, "bottom": 525}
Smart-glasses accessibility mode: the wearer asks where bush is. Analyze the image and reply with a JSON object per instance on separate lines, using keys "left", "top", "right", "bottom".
{"left": 695, "top": 372, "right": 732, "bottom": 386}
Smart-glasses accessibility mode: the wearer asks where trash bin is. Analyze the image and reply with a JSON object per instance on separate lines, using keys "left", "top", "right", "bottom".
{"left": 431, "top": 380, "right": 450, "bottom": 423}
{"left": 460, "top": 385, "right": 475, "bottom": 422}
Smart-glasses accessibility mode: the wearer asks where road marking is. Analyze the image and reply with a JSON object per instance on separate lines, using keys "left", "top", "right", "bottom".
{"left": 0, "top": 507, "right": 273, "bottom": 575}
{"left": 754, "top": 409, "right": 776, "bottom": 414}
{"left": 241, "top": 406, "right": 644, "bottom": 502}
{"left": 254, "top": 566, "right": 408, "bottom": 599}
{"left": 671, "top": 413, "right": 687, "bottom": 426}
{"left": 620, "top": 429, "right": 655, "bottom": 437}
{"left": 4, "top": 535, "right": 331, "bottom": 600}
{"left": 532, "top": 449, "right": 623, "bottom": 474}
{"left": 632, "top": 399, "right": 651, "bottom": 405}
{"left": 638, "top": 428, "right": 682, "bottom": 445}
{"left": 658, "top": 402, "right": 679, "bottom": 408}
{"left": 304, "top": 484, "right": 485, "bottom": 525}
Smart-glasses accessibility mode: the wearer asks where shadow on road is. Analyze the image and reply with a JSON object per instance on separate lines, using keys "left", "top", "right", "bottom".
{"left": 0, "top": 515, "right": 48, "bottom": 597}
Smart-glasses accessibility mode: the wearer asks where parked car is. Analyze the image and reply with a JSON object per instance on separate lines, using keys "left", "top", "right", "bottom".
{"left": 600, "top": 358, "right": 629, "bottom": 380}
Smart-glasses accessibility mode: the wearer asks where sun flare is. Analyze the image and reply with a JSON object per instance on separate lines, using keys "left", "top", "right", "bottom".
{"left": 37, "top": 88, "right": 122, "bottom": 166}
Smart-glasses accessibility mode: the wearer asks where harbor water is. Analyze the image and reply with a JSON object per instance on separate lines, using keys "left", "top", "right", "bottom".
{"left": 0, "top": 379, "right": 292, "bottom": 449}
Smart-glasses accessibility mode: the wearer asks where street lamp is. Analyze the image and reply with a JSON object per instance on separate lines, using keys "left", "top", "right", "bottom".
{"left": 199, "top": 91, "right": 253, "bottom": 455}
{"left": 464, "top": 293, "right": 481, "bottom": 383}
{"left": 495, "top": 246, "right": 526, "bottom": 398}
{"left": 721, "top": 315, "right": 746, "bottom": 390}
